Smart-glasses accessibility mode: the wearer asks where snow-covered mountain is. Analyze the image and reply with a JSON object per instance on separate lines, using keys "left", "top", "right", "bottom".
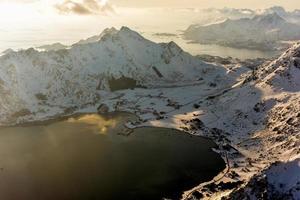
{"left": 191, "top": 42, "right": 300, "bottom": 199}
{"left": 0, "top": 24, "right": 299, "bottom": 199}
{"left": 1, "top": 48, "right": 14, "bottom": 55}
{"left": 0, "top": 27, "right": 232, "bottom": 124}
{"left": 262, "top": 6, "right": 300, "bottom": 25}
{"left": 184, "top": 13, "right": 300, "bottom": 50}
{"left": 190, "top": 6, "right": 300, "bottom": 27}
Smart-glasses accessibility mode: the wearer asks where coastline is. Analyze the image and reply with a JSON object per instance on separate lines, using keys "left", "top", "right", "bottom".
{"left": 0, "top": 109, "right": 228, "bottom": 200}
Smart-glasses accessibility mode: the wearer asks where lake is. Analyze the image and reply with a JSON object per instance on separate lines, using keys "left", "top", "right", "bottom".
{"left": 146, "top": 34, "right": 280, "bottom": 60}
{"left": 0, "top": 112, "right": 225, "bottom": 200}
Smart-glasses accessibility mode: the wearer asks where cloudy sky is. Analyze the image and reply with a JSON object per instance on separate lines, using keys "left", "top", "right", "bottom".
{"left": 1, "top": 0, "right": 300, "bottom": 10}
{"left": 1, "top": 0, "right": 300, "bottom": 7}
{"left": 111, "top": 0, "right": 300, "bottom": 10}
{"left": 0, "top": 0, "right": 299, "bottom": 52}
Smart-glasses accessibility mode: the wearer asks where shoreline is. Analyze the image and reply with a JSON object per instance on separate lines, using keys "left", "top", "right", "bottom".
{"left": 0, "top": 111, "right": 230, "bottom": 200}
{"left": 0, "top": 110, "right": 229, "bottom": 200}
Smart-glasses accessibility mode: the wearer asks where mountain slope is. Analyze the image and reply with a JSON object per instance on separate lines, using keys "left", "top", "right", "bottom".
{"left": 189, "top": 42, "right": 300, "bottom": 199}
{"left": 254, "top": 42, "right": 300, "bottom": 91}
{"left": 225, "top": 158, "right": 300, "bottom": 200}
{"left": 197, "top": 42, "right": 300, "bottom": 155}
{"left": 184, "top": 13, "right": 300, "bottom": 50}
{"left": 0, "top": 27, "right": 232, "bottom": 125}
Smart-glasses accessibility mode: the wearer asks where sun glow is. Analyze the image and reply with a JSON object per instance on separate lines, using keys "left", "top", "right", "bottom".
{"left": 67, "top": 114, "right": 118, "bottom": 134}
{"left": 100, "top": 0, "right": 108, "bottom": 6}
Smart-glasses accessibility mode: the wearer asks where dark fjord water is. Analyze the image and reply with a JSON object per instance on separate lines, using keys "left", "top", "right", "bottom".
{"left": 0, "top": 113, "right": 225, "bottom": 200}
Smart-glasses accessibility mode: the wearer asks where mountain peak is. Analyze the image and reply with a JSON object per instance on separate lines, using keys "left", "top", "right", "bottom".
{"left": 120, "top": 26, "right": 132, "bottom": 32}
{"left": 115, "top": 26, "right": 146, "bottom": 41}
{"left": 254, "top": 13, "right": 286, "bottom": 24}
{"left": 118, "top": 26, "right": 142, "bottom": 36}
{"left": 163, "top": 41, "right": 183, "bottom": 52}
{"left": 1, "top": 48, "right": 14, "bottom": 55}
{"left": 266, "top": 6, "right": 286, "bottom": 15}
{"left": 101, "top": 27, "right": 118, "bottom": 35}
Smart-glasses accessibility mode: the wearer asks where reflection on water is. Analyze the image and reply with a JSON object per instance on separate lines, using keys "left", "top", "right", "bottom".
{"left": 67, "top": 114, "right": 118, "bottom": 134}
{"left": 0, "top": 113, "right": 225, "bottom": 200}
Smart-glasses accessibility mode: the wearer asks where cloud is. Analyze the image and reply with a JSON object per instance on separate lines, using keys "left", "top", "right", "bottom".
{"left": 54, "top": 0, "right": 115, "bottom": 15}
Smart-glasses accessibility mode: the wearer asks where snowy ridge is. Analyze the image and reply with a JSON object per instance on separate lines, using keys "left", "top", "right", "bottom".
{"left": 255, "top": 42, "right": 300, "bottom": 91}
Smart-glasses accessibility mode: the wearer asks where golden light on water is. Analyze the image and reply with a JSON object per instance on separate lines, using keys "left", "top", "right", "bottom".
{"left": 67, "top": 114, "right": 118, "bottom": 134}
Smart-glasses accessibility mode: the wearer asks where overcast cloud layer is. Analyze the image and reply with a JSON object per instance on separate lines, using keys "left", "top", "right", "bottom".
{"left": 54, "top": 0, "right": 114, "bottom": 15}
{"left": 0, "top": 0, "right": 300, "bottom": 10}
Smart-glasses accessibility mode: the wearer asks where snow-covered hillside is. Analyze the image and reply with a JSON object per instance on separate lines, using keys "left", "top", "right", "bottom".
{"left": 92, "top": 42, "right": 299, "bottom": 199}
{"left": 184, "top": 13, "right": 300, "bottom": 50}
{"left": 180, "top": 42, "right": 300, "bottom": 199}
{"left": 0, "top": 27, "right": 233, "bottom": 125}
